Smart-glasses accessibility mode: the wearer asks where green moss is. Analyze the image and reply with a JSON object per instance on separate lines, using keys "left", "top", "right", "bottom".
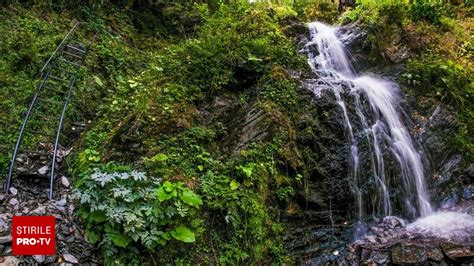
{"left": 64, "top": 2, "right": 305, "bottom": 264}
{"left": 2, "top": 1, "right": 472, "bottom": 264}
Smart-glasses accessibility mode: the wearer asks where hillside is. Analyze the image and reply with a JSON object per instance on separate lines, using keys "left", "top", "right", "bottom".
{"left": 0, "top": 1, "right": 472, "bottom": 265}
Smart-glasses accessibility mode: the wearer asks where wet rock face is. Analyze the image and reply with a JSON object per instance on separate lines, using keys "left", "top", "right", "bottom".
{"left": 282, "top": 88, "right": 355, "bottom": 264}
{"left": 294, "top": 88, "right": 353, "bottom": 212}
{"left": 410, "top": 98, "right": 473, "bottom": 203}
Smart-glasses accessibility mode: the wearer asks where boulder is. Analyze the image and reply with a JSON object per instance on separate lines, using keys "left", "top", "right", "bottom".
{"left": 371, "top": 251, "right": 389, "bottom": 264}
{"left": 463, "top": 187, "right": 474, "bottom": 200}
{"left": 427, "top": 247, "right": 444, "bottom": 262}
{"left": 391, "top": 243, "right": 427, "bottom": 264}
{"left": 382, "top": 216, "right": 406, "bottom": 229}
{"left": 441, "top": 242, "right": 474, "bottom": 261}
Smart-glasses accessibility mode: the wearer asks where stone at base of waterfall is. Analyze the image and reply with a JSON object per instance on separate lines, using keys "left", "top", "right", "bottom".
{"left": 406, "top": 211, "right": 474, "bottom": 243}
{"left": 38, "top": 165, "right": 49, "bottom": 175}
{"left": 427, "top": 247, "right": 444, "bottom": 262}
{"left": 391, "top": 243, "right": 427, "bottom": 264}
{"left": 441, "top": 242, "right": 474, "bottom": 261}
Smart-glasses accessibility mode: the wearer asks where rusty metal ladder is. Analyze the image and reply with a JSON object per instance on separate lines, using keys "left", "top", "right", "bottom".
{"left": 5, "top": 22, "right": 97, "bottom": 199}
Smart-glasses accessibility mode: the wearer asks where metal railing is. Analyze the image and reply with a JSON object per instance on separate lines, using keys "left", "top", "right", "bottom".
{"left": 5, "top": 22, "right": 96, "bottom": 199}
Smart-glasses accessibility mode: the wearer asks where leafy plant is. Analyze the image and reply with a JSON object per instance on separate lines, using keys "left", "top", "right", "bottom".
{"left": 77, "top": 149, "right": 101, "bottom": 173}
{"left": 74, "top": 170, "right": 203, "bottom": 264}
{"left": 410, "top": 1, "right": 443, "bottom": 26}
{"left": 404, "top": 56, "right": 472, "bottom": 109}
{"left": 404, "top": 55, "right": 473, "bottom": 154}
{"left": 303, "top": 2, "right": 338, "bottom": 23}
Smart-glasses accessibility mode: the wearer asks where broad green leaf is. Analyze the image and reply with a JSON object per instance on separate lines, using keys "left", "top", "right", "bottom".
{"left": 93, "top": 75, "right": 103, "bottom": 87}
{"left": 197, "top": 165, "right": 204, "bottom": 171}
{"left": 237, "top": 163, "right": 254, "bottom": 178}
{"left": 89, "top": 211, "right": 107, "bottom": 223}
{"left": 128, "top": 79, "right": 139, "bottom": 88}
{"left": 152, "top": 153, "right": 168, "bottom": 162}
{"left": 156, "top": 186, "right": 174, "bottom": 201}
{"left": 171, "top": 226, "right": 195, "bottom": 243}
{"left": 230, "top": 180, "right": 240, "bottom": 190}
{"left": 180, "top": 190, "right": 203, "bottom": 206}
{"left": 85, "top": 228, "right": 100, "bottom": 244}
{"left": 163, "top": 181, "right": 174, "bottom": 192}
{"left": 111, "top": 232, "right": 131, "bottom": 248}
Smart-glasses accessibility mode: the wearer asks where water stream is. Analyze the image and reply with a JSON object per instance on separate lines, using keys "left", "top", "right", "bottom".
{"left": 303, "top": 22, "right": 433, "bottom": 219}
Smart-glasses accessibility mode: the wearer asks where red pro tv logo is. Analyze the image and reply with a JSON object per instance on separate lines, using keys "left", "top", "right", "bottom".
{"left": 12, "top": 216, "right": 56, "bottom": 255}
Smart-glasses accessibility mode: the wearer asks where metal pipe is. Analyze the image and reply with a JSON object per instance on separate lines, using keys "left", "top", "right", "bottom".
{"left": 6, "top": 68, "right": 52, "bottom": 192}
{"left": 49, "top": 77, "right": 76, "bottom": 199}
{"left": 39, "top": 22, "right": 83, "bottom": 75}
{"left": 6, "top": 22, "right": 95, "bottom": 198}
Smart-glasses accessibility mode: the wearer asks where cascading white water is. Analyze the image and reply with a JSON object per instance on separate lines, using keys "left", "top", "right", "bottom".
{"left": 304, "top": 22, "right": 433, "bottom": 218}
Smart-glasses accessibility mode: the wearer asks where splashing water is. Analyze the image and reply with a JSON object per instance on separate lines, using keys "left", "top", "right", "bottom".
{"left": 303, "top": 22, "right": 433, "bottom": 218}
{"left": 407, "top": 211, "right": 474, "bottom": 242}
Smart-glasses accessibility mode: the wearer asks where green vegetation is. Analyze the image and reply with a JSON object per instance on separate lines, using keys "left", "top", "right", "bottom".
{"left": 340, "top": 1, "right": 473, "bottom": 155}
{"left": 74, "top": 169, "right": 204, "bottom": 264}
{"left": 68, "top": 2, "right": 304, "bottom": 264}
{"left": 0, "top": 7, "right": 74, "bottom": 174}
{"left": 0, "top": 1, "right": 472, "bottom": 264}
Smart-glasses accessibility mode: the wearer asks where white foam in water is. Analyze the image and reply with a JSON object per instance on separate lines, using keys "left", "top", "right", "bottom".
{"left": 407, "top": 211, "right": 474, "bottom": 242}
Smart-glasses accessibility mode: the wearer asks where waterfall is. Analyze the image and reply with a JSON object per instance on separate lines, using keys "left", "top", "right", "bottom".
{"left": 304, "top": 22, "right": 433, "bottom": 218}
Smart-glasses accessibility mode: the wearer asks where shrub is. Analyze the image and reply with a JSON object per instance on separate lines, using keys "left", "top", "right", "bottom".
{"left": 74, "top": 169, "right": 203, "bottom": 264}
{"left": 303, "top": 2, "right": 339, "bottom": 24}
{"left": 403, "top": 56, "right": 473, "bottom": 154}
{"left": 339, "top": 2, "right": 408, "bottom": 61}
{"left": 404, "top": 56, "right": 472, "bottom": 109}
{"left": 410, "top": 1, "right": 443, "bottom": 26}
{"left": 162, "top": 3, "right": 303, "bottom": 95}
